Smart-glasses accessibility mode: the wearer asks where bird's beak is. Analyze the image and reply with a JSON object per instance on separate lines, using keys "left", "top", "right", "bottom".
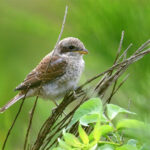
{"left": 77, "top": 49, "right": 88, "bottom": 55}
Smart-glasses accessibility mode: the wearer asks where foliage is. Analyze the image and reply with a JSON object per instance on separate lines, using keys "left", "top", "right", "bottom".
{"left": 53, "top": 98, "right": 150, "bottom": 150}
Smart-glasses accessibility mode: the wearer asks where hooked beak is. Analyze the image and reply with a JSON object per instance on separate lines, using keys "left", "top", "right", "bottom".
{"left": 76, "top": 49, "right": 88, "bottom": 55}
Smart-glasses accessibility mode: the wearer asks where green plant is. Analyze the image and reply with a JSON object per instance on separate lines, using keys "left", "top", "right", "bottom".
{"left": 53, "top": 98, "right": 150, "bottom": 150}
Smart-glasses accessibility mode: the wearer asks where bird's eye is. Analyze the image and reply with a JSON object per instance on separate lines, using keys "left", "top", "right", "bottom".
{"left": 69, "top": 45, "right": 75, "bottom": 49}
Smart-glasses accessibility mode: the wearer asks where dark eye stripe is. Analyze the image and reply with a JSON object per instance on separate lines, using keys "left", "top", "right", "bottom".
{"left": 61, "top": 47, "right": 70, "bottom": 53}
{"left": 61, "top": 46, "right": 76, "bottom": 53}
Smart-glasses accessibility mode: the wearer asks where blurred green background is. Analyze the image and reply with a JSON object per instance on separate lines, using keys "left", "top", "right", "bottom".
{"left": 0, "top": 0, "right": 150, "bottom": 149}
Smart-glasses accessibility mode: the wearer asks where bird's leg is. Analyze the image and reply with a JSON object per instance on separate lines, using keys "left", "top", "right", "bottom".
{"left": 51, "top": 99, "right": 66, "bottom": 116}
{"left": 70, "top": 89, "right": 78, "bottom": 99}
{"left": 65, "top": 90, "right": 77, "bottom": 98}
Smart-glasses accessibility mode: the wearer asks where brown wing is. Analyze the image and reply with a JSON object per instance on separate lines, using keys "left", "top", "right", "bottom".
{"left": 15, "top": 54, "right": 67, "bottom": 91}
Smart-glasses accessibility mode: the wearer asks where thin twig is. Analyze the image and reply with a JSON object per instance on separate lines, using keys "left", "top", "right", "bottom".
{"left": 117, "top": 43, "right": 133, "bottom": 63}
{"left": 55, "top": 6, "right": 68, "bottom": 48}
{"left": 24, "top": 94, "right": 39, "bottom": 150}
{"left": 98, "top": 65, "right": 128, "bottom": 96}
{"left": 113, "top": 31, "right": 124, "bottom": 64}
{"left": 78, "top": 47, "right": 150, "bottom": 90}
{"left": 51, "top": 5, "right": 68, "bottom": 57}
{"left": 107, "top": 81, "right": 117, "bottom": 104}
{"left": 95, "top": 31, "right": 125, "bottom": 94}
{"left": 134, "top": 39, "right": 150, "bottom": 55}
{"left": 2, "top": 91, "right": 28, "bottom": 150}
{"left": 105, "top": 74, "right": 129, "bottom": 104}
{"left": 114, "top": 74, "right": 129, "bottom": 94}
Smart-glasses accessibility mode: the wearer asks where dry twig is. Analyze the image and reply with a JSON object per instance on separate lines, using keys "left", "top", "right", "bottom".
{"left": 2, "top": 90, "right": 28, "bottom": 150}
{"left": 24, "top": 93, "right": 39, "bottom": 150}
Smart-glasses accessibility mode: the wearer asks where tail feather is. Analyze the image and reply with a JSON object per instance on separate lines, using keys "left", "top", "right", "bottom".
{"left": 0, "top": 94, "right": 25, "bottom": 113}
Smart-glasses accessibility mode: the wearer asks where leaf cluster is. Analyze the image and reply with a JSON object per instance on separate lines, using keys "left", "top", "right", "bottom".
{"left": 54, "top": 98, "right": 149, "bottom": 150}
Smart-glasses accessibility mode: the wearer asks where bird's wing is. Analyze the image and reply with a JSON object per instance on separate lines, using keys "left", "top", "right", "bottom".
{"left": 15, "top": 54, "right": 67, "bottom": 90}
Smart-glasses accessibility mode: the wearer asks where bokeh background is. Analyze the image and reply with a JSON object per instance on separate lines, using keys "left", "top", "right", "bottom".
{"left": 0, "top": 0, "right": 150, "bottom": 149}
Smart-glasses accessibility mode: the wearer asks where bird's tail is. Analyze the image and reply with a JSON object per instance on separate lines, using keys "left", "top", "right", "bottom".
{"left": 0, "top": 93, "right": 25, "bottom": 113}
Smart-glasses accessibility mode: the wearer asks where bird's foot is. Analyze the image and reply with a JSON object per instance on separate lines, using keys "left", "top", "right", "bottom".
{"left": 72, "top": 90, "right": 78, "bottom": 99}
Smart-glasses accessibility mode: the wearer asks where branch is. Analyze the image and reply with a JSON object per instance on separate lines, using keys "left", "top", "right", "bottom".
{"left": 51, "top": 5, "right": 68, "bottom": 57}
{"left": 113, "top": 31, "right": 124, "bottom": 64}
{"left": 105, "top": 74, "right": 129, "bottom": 104}
{"left": 24, "top": 94, "right": 39, "bottom": 150}
{"left": 2, "top": 91, "right": 28, "bottom": 150}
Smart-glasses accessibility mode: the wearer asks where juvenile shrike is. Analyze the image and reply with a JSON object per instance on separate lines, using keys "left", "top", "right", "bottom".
{"left": 0, "top": 37, "right": 88, "bottom": 113}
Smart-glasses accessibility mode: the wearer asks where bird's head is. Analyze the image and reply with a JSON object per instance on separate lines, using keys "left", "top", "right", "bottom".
{"left": 56, "top": 37, "right": 88, "bottom": 57}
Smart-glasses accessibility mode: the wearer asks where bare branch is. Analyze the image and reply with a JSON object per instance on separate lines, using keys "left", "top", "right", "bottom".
{"left": 113, "top": 31, "right": 124, "bottom": 64}
{"left": 2, "top": 91, "right": 28, "bottom": 150}
{"left": 78, "top": 46, "right": 150, "bottom": 90}
{"left": 134, "top": 39, "right": 150, "bottom": 54}
{"left": 113, "top": 74, "right": 130, "bottom": 95}
{"left": 52, "top": 5, "right": 68, "bottom": 56}
{"left": 24, "top": 94, "right": 39, "bottom": 150}
{"left": 117, "top": 43, "right": 133, "bottom": 63}
{"left": 105, "top": 74, "right": 130, "bottom": 104}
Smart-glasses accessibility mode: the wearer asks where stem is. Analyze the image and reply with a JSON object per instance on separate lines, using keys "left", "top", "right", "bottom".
{"left": 24, "top": 95, "right": 38, "bottom": 150}
{"left": 2, "top": 93, "right": 27, "bottom": 150}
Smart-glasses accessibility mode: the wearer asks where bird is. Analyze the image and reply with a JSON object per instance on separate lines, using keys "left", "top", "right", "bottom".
{"left": 0, "top": 37, "right": 88, "bottom": 113}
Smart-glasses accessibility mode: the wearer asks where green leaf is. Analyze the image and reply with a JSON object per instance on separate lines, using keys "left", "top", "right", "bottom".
{"left": 93, "top": 121, "right": 101, "bottom": 142}
{"left": 58, "top": 138, "right": 72, "bottom": 150}
{"left": 89, "top": 124, "right": 113, "bottom": 141}
{"left": 63, "top": 133, "right": 82, "bottom": 148}
{"left": 68, "top": 98, "right": 103, "bottom": 128}
{"left": 101, "top": 125, "right": 114, "bottom": 136}
{"left": 101, "top": 114, "right": 109, "bottom": 123}
{"left": 78, "top": 124, "right": 89, "bottom": 144}
{"left": 98, "top": 144, "right": 115, "bottom": 150}
{"left": 116, "top": 119, "right": 145, "bottom": 130}
{"left": 116, "top": 145, "right": 138, "bottom": 150}
{"left": 80, "top": 114, "right": 99, "bottom": 126}
{"left": 106, "top": 104, "right": 136, "bottom": 120}
{"left": 80, "top": 113, "right": 108, "bottom": 126}
{"left": 88, "top": 141, "right": 97, "bottom": 150}
{"left": 89, "top": 131, "right": 94, "bottom": 142}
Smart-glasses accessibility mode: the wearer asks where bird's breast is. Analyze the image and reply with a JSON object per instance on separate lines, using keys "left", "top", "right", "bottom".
{"left": 41, "top": 57, "right": 85, "bottom": 100}
{"left": 59, "top": 58, "right": 84, "bottom": 82}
